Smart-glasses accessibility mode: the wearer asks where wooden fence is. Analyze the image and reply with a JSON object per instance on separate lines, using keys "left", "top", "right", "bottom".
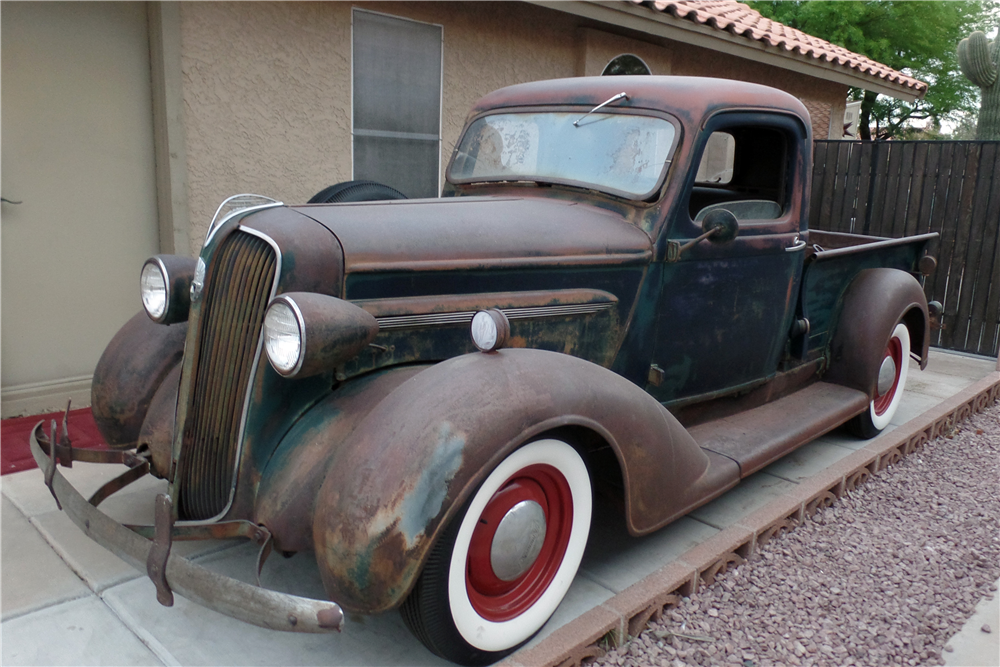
{"left": 811, "top": 140, "right": 1000, "bottom": 358}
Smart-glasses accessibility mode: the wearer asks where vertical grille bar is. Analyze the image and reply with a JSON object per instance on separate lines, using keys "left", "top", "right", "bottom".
{"left": 177, "top": 231, "right": 277, "bottom": 520}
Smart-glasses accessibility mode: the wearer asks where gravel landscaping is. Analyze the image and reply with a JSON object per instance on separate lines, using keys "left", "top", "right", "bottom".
{"left": 593, "top": 403, "right": 1000, "bottom": 667}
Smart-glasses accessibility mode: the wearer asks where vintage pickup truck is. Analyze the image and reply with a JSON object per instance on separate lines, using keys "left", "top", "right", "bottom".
{"left": 33, "top": 76, "right": 939, "bottom": 665}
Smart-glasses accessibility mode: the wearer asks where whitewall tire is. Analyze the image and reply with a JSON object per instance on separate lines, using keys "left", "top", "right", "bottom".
{"left": 401, "top": 439, "right": 592, "bottom": 666}
{"left": 848, "top": 322, "right": 910, "bottom": 438}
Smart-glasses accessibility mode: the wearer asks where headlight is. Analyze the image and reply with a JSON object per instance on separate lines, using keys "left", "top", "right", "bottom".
{"left": 140, "top": 261, "right": 168, "bottom": 320}
{"left": 263, "top": 300, "right": 304, "bottom": 375}
{"left": 263, "top": 294, "right": 379, "bottom": 378}
{"left": 140, "top": 255, "right": 197, "bottom": 324}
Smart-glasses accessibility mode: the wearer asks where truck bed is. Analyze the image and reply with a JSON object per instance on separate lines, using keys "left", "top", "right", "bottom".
{"left": 801, "top": 230, "right": 937, "bottom": 356}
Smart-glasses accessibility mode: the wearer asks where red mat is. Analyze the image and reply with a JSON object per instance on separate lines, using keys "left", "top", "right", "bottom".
{"left": 0, "top": 408, "right": 109, "bottom": 475}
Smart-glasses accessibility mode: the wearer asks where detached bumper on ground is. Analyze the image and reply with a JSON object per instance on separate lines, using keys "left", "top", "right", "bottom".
{"left": 29, "top": 424, "right": 345, "bottom": 634}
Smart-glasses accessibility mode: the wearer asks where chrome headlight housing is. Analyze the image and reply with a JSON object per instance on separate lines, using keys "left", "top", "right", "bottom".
{"left": 140, "top": 255, "right": 197, "bottom": 324}
{"left": 263, "top": 293, "right": 379, "bottom": 378}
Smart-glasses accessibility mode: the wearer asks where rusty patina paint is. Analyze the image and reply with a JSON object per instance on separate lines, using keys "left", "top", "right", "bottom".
{"left": 91, "top": 312, "right": 187, "bottom": 449}
{"left": 270, "top": 293, "right": 379, "bottom": 379}
{"left": 253, "top": 365, "right": 428, "bottom": 553}
{"left": 168, "top": 207, "right": 346, "bottom": 521}
{"left": 825, "top": 268, "right": 931, "bottom": 393}
{"left": 76, "top": 76, "right": 939, "bottom": 638}
{"left": 138, "top": 364, "right": 180, "bottom": 478}
{"left": 311, "top": 348, "right": 738, "bottom": 614}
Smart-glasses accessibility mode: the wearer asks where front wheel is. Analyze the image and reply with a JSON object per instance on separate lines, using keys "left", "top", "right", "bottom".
{"left": 847, "top": 322, "right": 910, "bottom": 438}
{"left": 401, "top": 439, "right": 592, "bottom": 666}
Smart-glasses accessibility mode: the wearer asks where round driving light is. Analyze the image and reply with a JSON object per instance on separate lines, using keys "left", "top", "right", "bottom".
{"left": 140, "top": 260, "right": 168, "bottom": 321}
{"left": 471, "top": 310, "right": 510, "bottom": 353}
{"left": 263, "top": 299, "right": 304, "bottom": 375}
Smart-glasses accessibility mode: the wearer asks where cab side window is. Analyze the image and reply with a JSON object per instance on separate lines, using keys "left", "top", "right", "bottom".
{"left": 689, "top": 127, "right": 788, "bottom": 223}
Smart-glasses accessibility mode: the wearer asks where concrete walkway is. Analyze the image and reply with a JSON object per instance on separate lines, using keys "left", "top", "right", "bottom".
{"left": 2, "top": 349, "right": 997, "bottom": 666}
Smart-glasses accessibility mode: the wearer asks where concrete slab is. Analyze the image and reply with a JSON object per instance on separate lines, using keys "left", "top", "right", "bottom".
{"left": 943, "top": 580, "right": 1000, "bottom": 667}
{"left": 526, "top": 573, "right": 617, "bottom": 650}
{"left": 689, "top": 471, "right": 796, "bottom": 529}
{"left": 101, "top": 544, "right": 453, "bottom": 666}
{"left": 28, "top": 508, "right": 238, "bottom": 595}
{"left": 578, "top": 502, "right": 718, "bottom": 593}
{"left": 810, "top": 427, "right": 870, "bottom": 452}
{"left": 2, "top": 462, "right": 163, "bottom": 519}
{"left": 906, "top": 362, "right": 984, "bottom": 400}
{"left": 760, "top": 438, "right": 857, "bottom": 483}
{"left": 27, "top": 510, "right": 140, "bottom": 595}
{"left": 0, "top": 595, "right": 163, "bottom": 666}
{"left": 923, "top": 350, "right": 997, "bottom": 378}
{"left": 0, "top": 497, "right": 90, "bottom": 621}
{"left": 890, "top": 390, "right": 944, "bottom": 428}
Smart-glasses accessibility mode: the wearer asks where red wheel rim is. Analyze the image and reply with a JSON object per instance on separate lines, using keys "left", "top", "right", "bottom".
{"left": 873, "top": 336, "right": 903, "bottom": 416}
{"left": 465, "top": 463, "right": 573, "bottom": 622}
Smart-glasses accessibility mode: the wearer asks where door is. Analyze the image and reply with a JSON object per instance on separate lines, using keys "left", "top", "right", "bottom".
{"left": 648, "top": 113, "right": 810, "bottom": 403}
{"left": 1, "top": 2, "right": 159, "bottom": 416}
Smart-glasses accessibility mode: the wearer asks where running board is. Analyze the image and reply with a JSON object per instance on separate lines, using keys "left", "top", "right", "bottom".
{"left": 689, "top": 381, "right": 870, "bottom": 478}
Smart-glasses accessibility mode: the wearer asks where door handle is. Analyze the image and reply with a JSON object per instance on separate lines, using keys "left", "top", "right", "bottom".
{"left": 785, "top": 236, "right": 806, "bottom": 252}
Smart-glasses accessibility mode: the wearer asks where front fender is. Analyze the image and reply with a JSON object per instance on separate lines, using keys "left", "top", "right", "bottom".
{"left": 92, "top": 312, "right": 188, "bottom": 449}
{"left": 253, "top": 365, "right": 430, "bottom": 553}
{"left": 311, "top": 348, "right": 723, "bottom": 614}
{"left": 825, "top": 268, "right": 929, "bottom": 396}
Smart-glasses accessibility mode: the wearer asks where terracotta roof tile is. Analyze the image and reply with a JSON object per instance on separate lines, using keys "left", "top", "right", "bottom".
{"left": 632, "top": 0, "right": 928, "bottom": 94}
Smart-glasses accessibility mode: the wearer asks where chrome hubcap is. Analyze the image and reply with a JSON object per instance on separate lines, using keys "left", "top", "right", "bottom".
{"left": 877, "top": 355, "right": 897, "bottom": 396}
{"left": 490, "top": 500, "right": 546, "bottom": 581}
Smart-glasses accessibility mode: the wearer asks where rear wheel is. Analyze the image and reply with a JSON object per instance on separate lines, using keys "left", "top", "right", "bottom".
{"left": 847, "top": 322, "right": 910, "bottom": 438}
{"left": 401, "top": 439, "right": 591, "bottom": 666}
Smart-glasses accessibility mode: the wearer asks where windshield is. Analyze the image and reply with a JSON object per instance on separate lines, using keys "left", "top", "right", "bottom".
{"left": 449, "top": 111, "right": 677, "bottom": 198}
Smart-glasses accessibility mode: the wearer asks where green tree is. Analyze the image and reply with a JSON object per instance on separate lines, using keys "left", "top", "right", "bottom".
{"left": 748, "top": 1, "right": 999, "bottom": 139}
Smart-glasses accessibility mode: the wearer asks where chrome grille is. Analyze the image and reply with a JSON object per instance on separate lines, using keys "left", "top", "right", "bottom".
{"left": 177, "top": 230, "right": 277, "bottom": 520}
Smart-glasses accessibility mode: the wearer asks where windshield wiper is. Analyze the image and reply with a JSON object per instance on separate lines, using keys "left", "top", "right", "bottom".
{"left": 573, "top": 92, "right": 630, "bottom": 127}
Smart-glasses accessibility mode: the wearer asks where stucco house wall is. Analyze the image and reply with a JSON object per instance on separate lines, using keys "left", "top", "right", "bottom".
{"left": 178, "top": 1, "right": 584, "bottom": 248}
{"left": 175, "top": 1, "right": 848, "bottom": 250}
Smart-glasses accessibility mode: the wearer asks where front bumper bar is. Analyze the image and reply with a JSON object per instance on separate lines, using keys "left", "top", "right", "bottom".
{"left": 30, "top": 424, "right": 344, "bottom": 633}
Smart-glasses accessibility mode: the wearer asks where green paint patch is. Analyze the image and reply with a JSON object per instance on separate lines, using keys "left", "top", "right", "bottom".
{"left": 397, "top": 422, "right": 466, "bottom": 547}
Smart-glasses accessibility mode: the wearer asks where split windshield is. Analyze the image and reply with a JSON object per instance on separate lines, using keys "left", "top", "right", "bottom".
{"left": 450, "top": 111, "right": 677, "bottom": 199}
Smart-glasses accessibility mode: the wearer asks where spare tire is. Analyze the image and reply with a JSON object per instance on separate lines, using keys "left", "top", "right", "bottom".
{"left": 307, "top": 180, "right": 407, "bottom": 204}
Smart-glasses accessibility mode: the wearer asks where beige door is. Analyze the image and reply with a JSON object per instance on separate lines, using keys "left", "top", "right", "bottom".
{"left": 1, "top": 2, "right": 159, "bottom": 417}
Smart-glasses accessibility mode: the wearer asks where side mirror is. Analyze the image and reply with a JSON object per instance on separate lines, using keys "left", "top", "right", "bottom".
{"left": 702, "top": 209, "right": 739, "bottom": 244}
{"left": 669, "top": 208, "right": 740, "bottom": 261}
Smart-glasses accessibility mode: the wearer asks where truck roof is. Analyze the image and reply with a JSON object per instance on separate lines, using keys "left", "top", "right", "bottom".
{"left": 469, "top": 75, "right": 811, "bottom": 129}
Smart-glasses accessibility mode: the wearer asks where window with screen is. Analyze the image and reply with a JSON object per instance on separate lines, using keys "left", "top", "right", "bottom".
{"left": 353, "top": 10, "right": 442, "bottom": 198}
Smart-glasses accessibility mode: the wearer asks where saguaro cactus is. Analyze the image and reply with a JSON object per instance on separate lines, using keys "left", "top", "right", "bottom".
{"left": 958, "top": 31, "right": 1000, "bottom": 140}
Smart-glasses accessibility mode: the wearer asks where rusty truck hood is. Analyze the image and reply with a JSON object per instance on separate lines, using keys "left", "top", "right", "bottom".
{"left": 291, "top": 196, "right": 652, "bottom": 274}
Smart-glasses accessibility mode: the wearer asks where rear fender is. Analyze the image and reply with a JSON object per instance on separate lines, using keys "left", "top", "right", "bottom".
{"left": 92, "top": 312, "right": 188, "bottom": 449}
{"left": 311, "top": 348, "right": 719, "bottom": 614}
{"left": 825, "top": 268, "right": 929, "bottom": 396}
